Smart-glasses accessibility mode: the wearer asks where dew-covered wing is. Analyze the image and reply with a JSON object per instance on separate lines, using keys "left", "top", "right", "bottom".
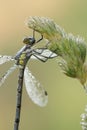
{"left": 24, "top": 67, "right": 48, "bottom": 107}
{"left": 0, "top": 55, "right": 14, "bottom": 65}
{"left": 35, "top": 48, "right": 57, "bottom": 58}
{"left": 0, "top": 64, "right": 17, "bottom": 87}
{"left": 31, "top": 49, "right": 57, "bottom": 60}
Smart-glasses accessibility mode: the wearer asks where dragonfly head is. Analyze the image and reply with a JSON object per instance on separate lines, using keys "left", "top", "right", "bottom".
{"left": 23, "top": 37, "right": 35, "bottom": 46}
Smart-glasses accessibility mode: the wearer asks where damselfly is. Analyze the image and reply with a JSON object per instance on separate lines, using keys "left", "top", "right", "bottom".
{"left": 0, "top": 30, "right": 57, "bottom": 130}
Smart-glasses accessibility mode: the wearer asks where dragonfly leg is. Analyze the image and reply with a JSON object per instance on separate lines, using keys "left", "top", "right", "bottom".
{"left": 33, "top": 48, "right": 47, "bottom": 55}
{"left": 36, "top": 35, "right": 43, "bottom": 43}
{"left": 33, "top": 29, "right": 43, "bottom": 43}
{"left": 33, "top": 53, "right": 49, "bottom": 62}
{"left": 33, "top": 40, "right": 50, "bottom": 55}
{"left": 33, "top": 50, "right": 57, "bottom": 62}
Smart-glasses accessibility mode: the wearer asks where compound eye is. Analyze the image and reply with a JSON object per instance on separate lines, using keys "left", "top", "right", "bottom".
{"left": 23, "top": 37, "right": 30, "bottom": 44}
{"left": 23, "top": 37, "right": 35, "bottom": 45}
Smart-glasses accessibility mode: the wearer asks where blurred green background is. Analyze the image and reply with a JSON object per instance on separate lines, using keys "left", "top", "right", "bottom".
{"left": 0, "top": 0, "right": 87, "bottom": 130}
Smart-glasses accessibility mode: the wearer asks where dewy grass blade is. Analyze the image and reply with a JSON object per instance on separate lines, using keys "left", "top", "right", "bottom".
{"left": 26, "top": 16, "right": 66, "bottom": 41}
{"left": 27, "top": 16, "right": 87, "bottom": 89}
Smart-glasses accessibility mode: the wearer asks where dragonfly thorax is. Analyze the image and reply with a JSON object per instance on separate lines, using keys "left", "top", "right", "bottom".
{"left": 15, "top": 50, "right": 32, "bottom": 68}
{"left": 23, "top": 37, "right": 35, "bottom": 46}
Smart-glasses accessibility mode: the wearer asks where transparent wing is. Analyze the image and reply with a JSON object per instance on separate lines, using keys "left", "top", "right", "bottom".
{"left": 31, "top": 49, "right": 57, "bottom": 60}
{"left": 0, "top": 64, "right": 17, "bottom": 87}
{"left": 35, "top": 48, "right": 57, "bottom": 58}
{"left": 24, "top": 67, "right": 48, "bottom": 107}
{"left": 0, "top": 55, "right": 14, "bottom": 65}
